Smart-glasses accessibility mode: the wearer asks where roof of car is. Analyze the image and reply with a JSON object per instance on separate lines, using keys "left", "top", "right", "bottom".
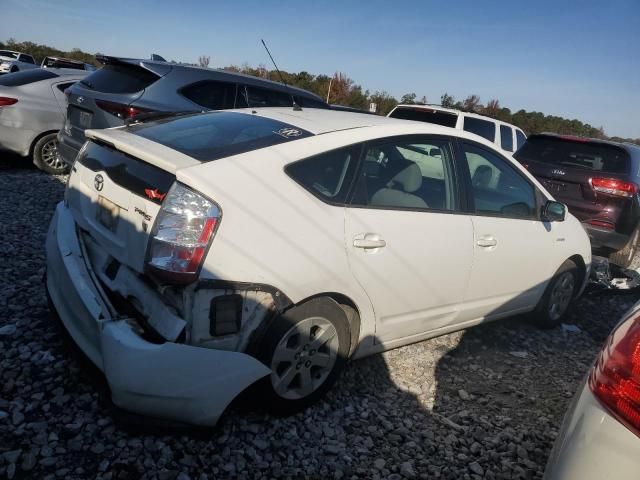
{"left": 96, "top": 55, "right": 326, "bottom": 101}
{"left": 532, "top": 132, "right": 640, "bottom": 154}
{"left": 230, "top": 107, "right": 413, "bottom": 135}
{"left": 393, "top": 104, "right": 525, "bottom": 132}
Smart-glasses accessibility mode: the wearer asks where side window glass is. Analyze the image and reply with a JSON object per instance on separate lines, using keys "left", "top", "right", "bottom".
{"left": 180, "top": 80, "right": 237, "bottom": 110}
{"left": 235, "top": 85, "right": 248, "bottom": 108}
{"left": 351, "top": 138, "right": 456, "bottom": 211}
{"left": 286, "top": 146, "right": 359, "bottom": 204}
{"left": 246, "top": 86, "right": 292, "bottom": 108}
{"left": 56, "top": 82, "right": 75, "bottom": 92}
{"left": 20, "top": 55, "right": 35, "bottom": 64}
{"left": 463, "top": 117, "right": 496, "bottom": 142}
{"left": 500, "top": 125, "right": 514, "bottom": 152}
{"left": 515, "top": 130, "right": 527, "bottom": 150}
{"left": 463, "top": 142, "right": 536, "bottom": 219}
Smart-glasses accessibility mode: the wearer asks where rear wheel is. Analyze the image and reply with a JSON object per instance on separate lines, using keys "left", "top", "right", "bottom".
{"left": 531, "top": 259, "right": 578, "bottom": 329}
{"left": 33, "top": 133, "right": 69, "bottom": 175}
{"left": 252, "top": 297, "right": 351, "bottom": 415}
{"left": 609, "top": 228, "right": 639, "bottom": 269}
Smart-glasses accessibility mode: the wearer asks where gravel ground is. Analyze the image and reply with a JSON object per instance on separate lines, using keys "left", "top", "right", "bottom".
{"left": 1, "top": 157, "right": 638, "bottom": 480}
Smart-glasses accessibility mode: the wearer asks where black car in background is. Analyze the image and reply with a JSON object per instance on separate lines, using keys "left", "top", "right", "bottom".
{"left": 514, "top": 133, "right": 640, "bottom": 267}
{"left": 57, "top": 55, "right": 329, "bottom": 167}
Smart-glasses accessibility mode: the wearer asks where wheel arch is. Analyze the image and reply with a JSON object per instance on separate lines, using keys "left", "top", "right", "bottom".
{"left": 292, "top": 292, "right": 362, "bottom": 357}
{"left": 568, "top": 254, "right": 587, "bottom": 297}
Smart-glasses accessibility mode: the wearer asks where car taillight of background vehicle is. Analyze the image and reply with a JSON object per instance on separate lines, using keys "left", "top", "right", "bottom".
{"left": 95, "top": 99, "right": 153, "bottom": 119}
{"left": 145, "top": 183, "right": 221, "bottom": 284}
{"left": 590, "top": 309, "right": 640, "bottom": 438}
{"left": 590, "top": 177, "right": 638, "bottom": 197}
{"left": 0, "top": 97, "right": 18, "bottom": 107}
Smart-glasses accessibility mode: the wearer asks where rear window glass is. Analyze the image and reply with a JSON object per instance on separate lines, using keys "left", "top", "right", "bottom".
{"left": 43, "top": 58, "right": 85, "bottom": 70}
{"left": 246, "top": 86, "right": 292, "bottom": 108}
{"left": 130, "top": 111, "right": 313, "bottom": 161}
{"left": 514, "top": 136, "right": 631, "bottom": 174}
{"left": 463, "top": 117, "right": 496, "bottom": 142}
{"left": 389, "top": 107, "right": 458, "bottom": 128}
{"left": 0, "top": 69, "right": 58, "bottom": 86}
{"left": 500, "top": 125, "right": 514, "bottom": 152}
{"left": 0, "top": 51, "right": 18, "bottom": 59}
{"left": 180, "top": 80, "right": 237, "bottom": 110}
{"left": 80, "top": 64, "right": 159, "bottom": 94}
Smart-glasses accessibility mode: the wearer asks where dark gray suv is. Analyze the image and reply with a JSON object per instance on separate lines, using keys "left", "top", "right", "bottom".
{"left": 57, "top": 55, "right": 328, "bottom": 166}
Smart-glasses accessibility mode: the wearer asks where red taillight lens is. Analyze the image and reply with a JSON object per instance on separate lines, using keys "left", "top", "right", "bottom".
{"left": 0, "top": 97, "right": 18, "bottom": 107}
{"left": 95, "top": 99, "right": 153, "bottom": 119}
{"left": 587, "top": 219, "right": 615, "bottom": 229}
{"left": 590, "top": 309, "right": 640, "bottom": 437}
{"left": 590, "top": 177, "right": 638, "bottom": 197}
{"left": 145, "top": 183, "right": 221, "bottom": 284}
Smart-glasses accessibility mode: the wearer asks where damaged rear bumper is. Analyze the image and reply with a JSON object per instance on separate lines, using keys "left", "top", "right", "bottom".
{"left": 45, "top": 202, "right": 270, "bottom": 426}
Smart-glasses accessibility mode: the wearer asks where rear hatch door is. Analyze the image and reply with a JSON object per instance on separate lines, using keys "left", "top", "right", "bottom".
{"left": 514, "top": 135, "right": 632, "bottom": 220}
{"left": 66, "top": 128, "right": 199, "bottom": 273}
{"left": 66, "top": 59, "right": 171, "bottom": 145}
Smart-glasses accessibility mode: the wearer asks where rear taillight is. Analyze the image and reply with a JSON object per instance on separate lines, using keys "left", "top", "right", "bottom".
{"left": 0, "top": 97, "right": 18, "bottom": 107}
{"left": 145, "top": 183, "right": 221, "bottom": 284}
{"left": 95, "top": 99, "right": 153, "bottom": 119}
{"left": 590, "top": 308, "right": 640, "bottom": 438}
{"left": 590, "top": 177, "right": 638, "bottom": 197}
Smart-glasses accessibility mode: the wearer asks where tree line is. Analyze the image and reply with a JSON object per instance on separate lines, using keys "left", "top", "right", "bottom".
{"left": 2, "top": 38, "right": 637, "bottom": 145}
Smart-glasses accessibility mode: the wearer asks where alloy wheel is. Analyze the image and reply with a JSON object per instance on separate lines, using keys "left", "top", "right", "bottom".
{"left": 548, "top": 272, "right": 574, "bottom": 321}
{"left": 270, "top": 316, "right": 339, "bottom": 400}
{"left": 41, "top": 139, "right": 65, "bottom": 172}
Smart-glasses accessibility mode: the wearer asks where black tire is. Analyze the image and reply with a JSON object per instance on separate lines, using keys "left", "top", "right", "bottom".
{"left": 531, "top": 259, "right": 579, "bottom": 329}
{"left": 609, "top": 228, "right": 639, "bottom": 269}
{"left": 33, "top": 133, "right": 69, "bottom": 175}
{"left": 10, "top": 66, "right": 18, "bottom": 73}
{"left": 250, "top": 297, "right": 351, "bottom": 415}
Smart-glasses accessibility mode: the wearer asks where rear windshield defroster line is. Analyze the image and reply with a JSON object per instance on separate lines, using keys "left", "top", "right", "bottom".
{"left": 128, "top": 111, "right": 314, "bottom": 161}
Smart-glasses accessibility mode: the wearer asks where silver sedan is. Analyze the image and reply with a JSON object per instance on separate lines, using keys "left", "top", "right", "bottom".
{"left": 0, "top": 68, "right": 88, "bottom": 174}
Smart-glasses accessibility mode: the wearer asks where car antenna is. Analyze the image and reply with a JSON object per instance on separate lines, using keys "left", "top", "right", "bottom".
{"left": 261, "top": 39, "right": 302, "bottom": 111}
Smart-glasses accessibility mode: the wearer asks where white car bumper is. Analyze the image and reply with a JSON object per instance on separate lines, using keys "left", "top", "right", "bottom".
{"left": 45, "top": 202, "right": 270, "bottom": 426}
{"left": 544, "top": 380, "right": 640, "bottom": 480}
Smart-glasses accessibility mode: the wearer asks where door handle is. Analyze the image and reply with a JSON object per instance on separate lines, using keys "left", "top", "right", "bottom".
{"left": 353, "top": 236, "right": 386, "bottom": 249}
{"left": 476, "top": 236, "right": 497, "bottom": 247}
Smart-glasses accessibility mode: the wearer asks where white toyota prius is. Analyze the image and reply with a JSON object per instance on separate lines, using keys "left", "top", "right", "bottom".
{"left": 46, "top": 107, "right": 592, "bottom": 426}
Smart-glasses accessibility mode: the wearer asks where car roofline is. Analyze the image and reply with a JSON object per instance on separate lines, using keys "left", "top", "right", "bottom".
{"left": 94, "top": 55, "right": 326, "bottom": 102}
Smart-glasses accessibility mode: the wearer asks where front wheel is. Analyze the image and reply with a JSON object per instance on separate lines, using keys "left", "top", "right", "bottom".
{"left": 531, "top": 260, "right": 578, "bottom": 329}
{"left": 252, "top": 297, "right": 351, "bottom": 415}
{"left": 33, "top": 133, "right": 69, "bottom": 175}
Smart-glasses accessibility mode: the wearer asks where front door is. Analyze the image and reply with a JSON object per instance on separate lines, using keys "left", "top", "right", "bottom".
{"left": 459, "top": 140, "right": 553, "bottom": 320}
{"left": 344, "top": 136, "right": 474, "bottom": 343}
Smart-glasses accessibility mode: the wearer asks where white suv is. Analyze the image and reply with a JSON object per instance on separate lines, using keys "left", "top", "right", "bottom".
{"left": 46, "top": 108, "right": 591, "bottom": 426}
{"left": 388, "top": 104, "right": 527, "bottom": 155}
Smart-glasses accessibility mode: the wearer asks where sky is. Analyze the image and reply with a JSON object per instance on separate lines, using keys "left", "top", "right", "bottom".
{"left": 3, "top": 0, "right": 639, "bottom": 138}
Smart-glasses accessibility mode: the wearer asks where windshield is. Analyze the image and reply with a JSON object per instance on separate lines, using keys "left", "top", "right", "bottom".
{"left": 0, "top": 50, "right": 18, "bottom": 59}
{"left": 130, "top": 111, "right": 314, "bottom": 161}
{"left": 515, "top": 136, "right": 630, "bottom": 174}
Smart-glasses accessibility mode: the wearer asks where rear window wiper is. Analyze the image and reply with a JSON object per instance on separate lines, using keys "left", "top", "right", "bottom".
{"left": 124, "top": 110, "right": 201, "bottom": 127}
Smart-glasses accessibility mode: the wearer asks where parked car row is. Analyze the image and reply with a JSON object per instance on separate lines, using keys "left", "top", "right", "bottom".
{"left": 0, "top": 49, "right": 637, "bottom": 479}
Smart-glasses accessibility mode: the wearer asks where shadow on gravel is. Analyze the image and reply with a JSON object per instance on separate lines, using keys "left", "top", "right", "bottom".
{"left": 0, "top": 151, "right": 37, "bottom": 171}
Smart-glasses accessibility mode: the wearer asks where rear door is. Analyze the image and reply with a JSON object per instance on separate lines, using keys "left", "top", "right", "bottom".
{"left": 344, "top": 135, "right": 475, "bottom": 343}
{"left": 514, "top": 136, "right": 633, "bottom": 223}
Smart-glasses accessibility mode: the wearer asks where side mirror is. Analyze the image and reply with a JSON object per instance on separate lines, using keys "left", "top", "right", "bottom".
{"left": 542, "top": 200, "right": 566, "bottom": 222}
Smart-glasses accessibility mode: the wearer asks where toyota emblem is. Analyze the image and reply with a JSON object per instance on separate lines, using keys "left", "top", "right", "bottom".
{"left": 77, "top": 96, "right": 84, "bottom": 104}
{"left": 94, "top": 174, "right": 104, "bottom": 191}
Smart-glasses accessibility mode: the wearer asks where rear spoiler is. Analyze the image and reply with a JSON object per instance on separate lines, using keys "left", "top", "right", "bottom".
{"left": 95, "top": 54, "right": 172, "bottom": 77}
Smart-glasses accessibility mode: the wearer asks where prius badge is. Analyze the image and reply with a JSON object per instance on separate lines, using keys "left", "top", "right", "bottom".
{"left": 551, "top": 169, "right": 566, "bottom": 176}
